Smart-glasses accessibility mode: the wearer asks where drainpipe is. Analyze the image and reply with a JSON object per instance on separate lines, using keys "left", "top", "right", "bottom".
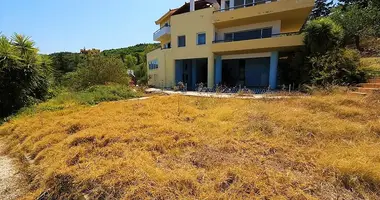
{"left": 190, "top": 0, "right": 195, "bottom": 11}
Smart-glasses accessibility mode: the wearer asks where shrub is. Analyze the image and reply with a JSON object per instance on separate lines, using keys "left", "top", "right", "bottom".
{"left": 76, "top": 84, "right": 139, "bottom": 105}
{"left": 285, "top": 18, "right": 365, "bottom": 86}
{"left": 64, "top": 56, "right": 130, "bottom": 90}
{"left": 309, "top": 48, "right": 365, "bottom": 85}
{"left": 0, "top": 34, "right": 52, "bottom": 119}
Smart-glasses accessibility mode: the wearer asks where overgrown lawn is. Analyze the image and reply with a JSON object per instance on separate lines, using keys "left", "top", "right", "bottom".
{"left": 0, "top": 93, "right": 379, "bottom": 199}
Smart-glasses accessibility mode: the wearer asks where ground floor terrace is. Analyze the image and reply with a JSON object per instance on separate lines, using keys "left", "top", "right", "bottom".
{"left": 173, "top": 51, "right": 290, "bottom": 91}
{"left": 147, "top": 49, "right": 293, "bottom": 91}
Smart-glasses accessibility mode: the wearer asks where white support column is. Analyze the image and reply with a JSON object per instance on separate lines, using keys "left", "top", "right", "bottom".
{"left": 221, "top": 0, "right": 226, "bottom": 10}
{"left": 190, "top": 0, "right": 195, "bottom": 11}
{"left": 229, "top": 0, "right": 234, "bottom": 10}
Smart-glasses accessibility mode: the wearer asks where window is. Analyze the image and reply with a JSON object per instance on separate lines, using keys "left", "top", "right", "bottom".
{"left": 178, "top": 35, "right": 186, "bottom": 47}
{"left": 149, "top": 60, "right": 158, "bottom": 70}
{"left": 246, "top": 0, "right": 253, "bottom": 6}
{"left": 234, "top": 0, "right": 244, "bottom": 7}
{"left": 262, "top": 28, "right": 273, "bottom": 38}
{"left": 197, "top": 33, "right": 206, "bottom": 45}
{"left": 163, "top": 42, "right": 171, "bottom": 49}
{"left": 225, "top": 0, "right": 230, "bottom": 10}
{"left": 224, "top": 27, "right": 273, "bottom": 42}
{"left": 225, "top": 33, "right": 233, "bottom": 42}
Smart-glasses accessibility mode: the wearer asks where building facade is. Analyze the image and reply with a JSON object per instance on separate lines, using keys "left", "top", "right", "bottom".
{"left": 147, "top": 0, "right": 314, "bottom": 90}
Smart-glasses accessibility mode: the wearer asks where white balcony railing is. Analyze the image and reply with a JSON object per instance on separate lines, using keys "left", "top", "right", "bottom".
{"left": 153, "top": 25, "right": 171, "bottom": 41}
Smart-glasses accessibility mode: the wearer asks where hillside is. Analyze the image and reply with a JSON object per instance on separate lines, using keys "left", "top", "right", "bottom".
{"left": 0, "top": 93, "right": 379, "bottom": 199}
{"left": 101, "top": 43, "right": 160, "bottom": 57}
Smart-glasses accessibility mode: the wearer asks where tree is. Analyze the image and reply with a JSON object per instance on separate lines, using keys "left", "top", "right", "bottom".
{"left": 64, "top": 55, "right": 130, "bottom": 90}
{"left": 49, "top": 52, "right": 83, "bottom": 83}
{"left": 304, "top": 18, "right": 344, "bottom": 55}
{"left": 0, "top": 33, "right": 52, "bottom": 119}
{"left": 124, "top": 54, "right": 137, "bottom": 68}
{"left": 310, "top": 0, "right": 333, "bottom": 20}
{"left": 339, "top": 0, "right": 370, "bottom": 8}
{"left": 330, "top": 5, "right": 380, "bottom": 50}
{"left": 285, "top": 18, "right": 364, "bottom": 86}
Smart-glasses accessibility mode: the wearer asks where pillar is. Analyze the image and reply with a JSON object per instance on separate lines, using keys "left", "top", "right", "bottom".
{"left": 229, "top": 0, "right": 235, "bottom": 10}
{"left": 207, "top": 56, "right": 215, "bottom": 88}
{"left": 215, "top": 56, "right": 222, "bottom": 86}
{"left": 221, "top": 0, "right": 226, "bottom": 10}
{"left": 192, "top": 59, "right": 197, "bottom": 89}
{"left": 269, "top": 51, "right": 279, "bottom": 90}
{"left": 190, "top": 0, "right": 195, "bottom": 11}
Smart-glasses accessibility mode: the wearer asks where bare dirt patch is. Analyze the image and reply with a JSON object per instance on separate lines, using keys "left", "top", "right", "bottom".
{"left": 0, "top": 140, "right": 26, "bottom": 200}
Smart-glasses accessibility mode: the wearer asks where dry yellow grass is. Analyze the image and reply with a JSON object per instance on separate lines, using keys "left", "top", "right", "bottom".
{"left": 1, "top": 93, "right": 380, "bottom": 199}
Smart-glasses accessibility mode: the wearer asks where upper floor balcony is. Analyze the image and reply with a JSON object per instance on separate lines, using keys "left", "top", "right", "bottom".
{"left": 213, "top": 0, "right": 314, "bottom": 31}
{"left": 211, "top": 32, "right": 304, "bottom": 55}
{"left": 153, "top": 25, "right": 171, "bottom": 41}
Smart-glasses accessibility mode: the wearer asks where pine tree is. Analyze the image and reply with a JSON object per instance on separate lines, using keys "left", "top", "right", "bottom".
{"left": 310, "top": 0, "right": 334, "bottom": 20}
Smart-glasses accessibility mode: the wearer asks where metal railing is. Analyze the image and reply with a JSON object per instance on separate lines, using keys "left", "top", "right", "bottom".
{"left": 214, "top": 0, "right": 278, "bottom": 13}
{"left": 212, "top": 31, "right": 300, "bottom": 43}
{"left": 271, "top": 31, "right": 300, "bottom": 37}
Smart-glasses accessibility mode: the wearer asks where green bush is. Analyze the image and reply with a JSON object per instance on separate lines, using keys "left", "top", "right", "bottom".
{"left": 285, "top": 18, "right": 365, "bottom": 86}
{"left": 76, "top": 84, "right": 139, "bottom": 105}
{"left": 309, "top": 48, "right": 365, "bottom": 85}
{"left": 64, "top": 56, "right": 130, "bottom": 90}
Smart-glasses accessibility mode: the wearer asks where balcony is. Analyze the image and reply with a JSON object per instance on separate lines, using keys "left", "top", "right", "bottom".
{"left": 211, "top": 32, "right": 304, "bottom": 55}
{"left": 153, "top": 25, "right": 171, "bottom": 41}
{"left": 213, "top": 0, "right": 314, "bottom": 31}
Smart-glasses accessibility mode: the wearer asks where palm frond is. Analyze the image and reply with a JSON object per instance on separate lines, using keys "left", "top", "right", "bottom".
{"left": 11, "top": 33, "right": 37, "bottom": 57}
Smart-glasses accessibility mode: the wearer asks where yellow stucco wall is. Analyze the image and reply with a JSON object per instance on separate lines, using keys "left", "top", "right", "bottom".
{"left": 213, "top": 0, "right": 314, "bottom": 30}
{"left": 147, "top": 48, "right": 170, "bottom": 87}
{"left": 148, "top": 1, "right": 313, "bottom": 89}
{"left": 148, "top": 7, "right": 217, "bottom": 88}
{"left": 170, "top": 7, "right": 215, "bottom": 86}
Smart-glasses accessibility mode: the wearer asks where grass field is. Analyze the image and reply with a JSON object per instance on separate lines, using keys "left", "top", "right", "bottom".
{"left": 1, "top": 92, "right": 380, "bottom": 199}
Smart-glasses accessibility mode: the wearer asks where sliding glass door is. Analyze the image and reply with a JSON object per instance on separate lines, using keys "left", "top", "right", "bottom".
{"left": 234, "top": 0, "right": 245, "bottom": 8}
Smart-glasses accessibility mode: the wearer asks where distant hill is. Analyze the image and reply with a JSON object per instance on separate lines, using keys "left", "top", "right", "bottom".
{"left": 101, "top": 43, "right": 160, "bottom": 57}
{"left": 48, "top": 43, "right": 160, "bottom": 84}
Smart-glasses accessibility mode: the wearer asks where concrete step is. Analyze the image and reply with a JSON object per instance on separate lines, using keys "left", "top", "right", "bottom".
{"left": 359, "top": 83, "right": 380, "bottom": 88}
{"left": 369, "top": 78, "right": 380, "bottom": 83}
{"left": 357, "top": 87, "right": 380, "bottom": 94}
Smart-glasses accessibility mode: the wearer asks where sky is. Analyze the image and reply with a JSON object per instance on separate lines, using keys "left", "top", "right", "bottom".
{"left": 0, "top": 0, "right": 183, "bottom": 54}
{"left": 1, "top": 0, "right": 340, "bottom": 54}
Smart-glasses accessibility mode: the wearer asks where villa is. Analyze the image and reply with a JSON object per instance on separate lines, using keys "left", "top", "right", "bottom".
{"left": 147, "top": 0, "right": 314, "bottom": 90}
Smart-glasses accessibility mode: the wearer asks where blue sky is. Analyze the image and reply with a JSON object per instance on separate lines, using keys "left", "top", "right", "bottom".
{"left": 0, "top": 0, "right": 183, "bottom": 54}
{"left": 1, "top": 0, "right": 339, "bottom": 54}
